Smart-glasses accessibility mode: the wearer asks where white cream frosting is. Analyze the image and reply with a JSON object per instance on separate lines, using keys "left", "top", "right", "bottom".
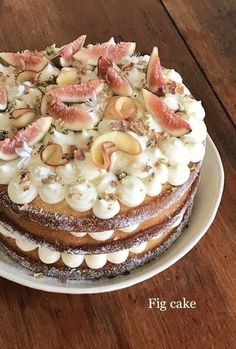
{"left": 85, "top": 254, "right": 107, "bottom": 269}
{"left": 57, "top": 162, "right": 77, "bottom": 185}
{"left": 92, "top": 198, "right": 120, "bottom": 219}
{"left": 61, "top": 252, "right": 84, "bottom": 268}
{"left": 38, "top": 247, "right": 61, "bottom": 264}
{"left": 66, "top": 181, "right": 97, "bottom": 211}
{"left": 144, "top": 174, "right": 162, "bottom": 196}
{"left": 163, "top": 69, "right": 183, "bottom": 83}
{"left": 8, "top": 176, "right": 38, "bottom": 204}
{"left": 0, "top": 160, "right": 19, "bottom": 184}
{"left": 47, "top": 130, "right": 76, "bottom": 153}
{"left": 119, "top": 223, "right": 140, "bottom": 233}
{"left": 118, "top": 175, "right": 146, "bottom": 207}
{"left": 181, "top": 117, "right": 207, "bottom": 144}
{"left": 38, "top": 64, "right": 59, "bottom": 83}
{"left": 107, "top": 249, "right": 129, "bottom": 264}
{"left": 129, "top": 241, "right": 147, "bottom": 254}
{"left": 75, "top": 154, "right": 101, "bottom": 180}
{"left": 15, "top": 238, "right": 37, "bottom": 252}
{"left": 155, "top": 163, "right": 169, "bottom": 184}
{"left": 185, "top": 142, "right": 205, "bottom": 163}
{"left": 160, "top": 137, "right": 190, "bottom": 165}
{"left": 168, "top": 164, "right": 190, "bottom": 186}
{"left": 181, "top": 98, "right": 205, "bottom": 120}
{"left": 163, "top": 93, "right": 179, "bottom": 111}
{"left": 39, "top": 182, "right": 67, "bottom": 204}
{"left": 88, "top": 230, "right": 114, "bottom": 241}
{"left": 97, "top": 173, "right": 118, "bottom": 195}
{"left": 127, "top": 154, "right": 153, "bottom": 179}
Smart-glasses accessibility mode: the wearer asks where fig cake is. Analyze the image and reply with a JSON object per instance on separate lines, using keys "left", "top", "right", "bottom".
{"left": 0, "top": 35, "right": 207, "bottom": 280}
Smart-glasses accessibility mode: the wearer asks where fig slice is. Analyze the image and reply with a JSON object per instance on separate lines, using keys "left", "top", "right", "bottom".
{"left": 146, "top": 47, "right": 164, "bottom": 92}
{"left": 0, "top": 82, "right": 7, "bottom": 111}
{"left": 59, "top": 35, "right": 86, "bottom": 66}
{"left": 142, "top": 89, "right": 191, "bottom": 136}
{"left": 49, "top": 79, "right": 104, "bottom": 103}
{"left": 73, "top": 41, "right": 136, "bottom": 65}
{"left": 91, "top": 131, "right": 142, "bottom": 170}
{"left": 16, "top": 70, "right": 38, "bottom": 84}
{"left": 42, "top": 94, "right": 94, "bottom": 131}
{"left": 41, "top": 143, "right": 69, "bottom": 166}
{"left": 10, "top": 108, "right": 37, "bottom": 129}
{"left": 104, "top": 96, "right": 137, "bottom": 120}
{"left": 0, "top": 117, "right": 52, "bottom": 161}
{"left": 0, "top": 52, "right": 48, "bottom": 72}
{"left": 98, "top": 57, "right": 133, "bottom": 96}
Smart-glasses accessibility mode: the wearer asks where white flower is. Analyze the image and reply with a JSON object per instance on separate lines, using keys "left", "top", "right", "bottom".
{"left": 16, "top": 141, "right": 33, "bottom": 168}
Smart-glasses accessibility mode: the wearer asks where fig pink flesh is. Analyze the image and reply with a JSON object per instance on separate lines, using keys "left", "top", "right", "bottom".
{"left": 47, "top": 97, "right": 93, "bottom": 130}
{"left": 0, "top": 83, "right": 7, "bottom": 110}
{"left": 98, "top": 57, "right": 132, "bottom": 96}
{"left": 147, "top": 47, "right": 164, "bottom": 92}
{"left": 74, "top": 42, "right": 136, "bottom": 64}
{"left": 50, "top": 79, "right": 104, "bottom": 102}
{"left": 0, "top": 118, "right": 51, "bottom": 159}
{"left": 59, "top": 35, "right": 86, "bottom": 64}
{"left": 0, "top": 52, "right": 48, "bottom": 72}
{"left": 143, "top": 89, "right": 191, "bottom": 136}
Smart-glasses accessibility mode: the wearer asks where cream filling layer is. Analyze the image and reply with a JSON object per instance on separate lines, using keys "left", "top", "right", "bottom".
{"left": 0, "top": 216, "right": 183, "bottom": 269}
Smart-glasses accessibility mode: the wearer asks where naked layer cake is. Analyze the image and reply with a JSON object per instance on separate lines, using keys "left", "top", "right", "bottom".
{"left": 0, "top": 35, "right": 207, "bottom": 280}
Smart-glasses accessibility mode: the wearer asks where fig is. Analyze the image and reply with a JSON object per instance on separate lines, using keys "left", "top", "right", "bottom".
{"left": 98, "top": 57, "right": 133, "bottom": 96}
{"left": 104, "top": 96, "right": 137, "bottom": 120}
{"left": 0, "top": 82, "right": 7, "bottom": 111}
{"left": 91, "top": 131, "right": 142, "bottom": 170}
{"left": 0, "top": 52, "right": 48, "bottom": 72}
{"left": 59, "top": 35, "right": 86, "bottom": 66}
{"left": 73, "top": 41, "right": 136, "bottom": 65}
{"left": 0, "top": 117, "right": 52, "bottom": 161}
{"left": 50, "top": 79, "right": 104, "bottom": 103}
{"left": 42, "top": 95, "right": 94, "bottom": 131}
{"left": 10, "top": 108, "right": 37, "bottom": 129}
{"left": 142, "top": 89, "right": 191, "bottom": 136}
{"left": 146, "top": 47, "right": 164, "bottom": 92}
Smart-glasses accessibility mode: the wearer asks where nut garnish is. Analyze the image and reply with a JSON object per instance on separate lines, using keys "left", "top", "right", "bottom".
{"left": 19, "top": 171, "right": 31, "bottom": 191}
{"left": 129, "top": 119, "right": 149, "bottom": 136}
{"left": 147, "top": 131, "right": 169, "bottom": 147}
{"left": 41, "top": 143, "right": 69, "bottom": 167}
{"left": 111, "top": 120, "right": 127, "bottom": 132}
{"left": 74, "top": 148, "right": 85, "bottom": 161}
{"left": 104, "top": 96, "right": 137, "bottom": 120}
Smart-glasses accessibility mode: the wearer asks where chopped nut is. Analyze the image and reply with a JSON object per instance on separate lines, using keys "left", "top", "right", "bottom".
{"left": 20, "top": 171, "right": 31, "bottom": 191}
{"left": 175, "top": 84, "right": 185, "bottom": 96}
{"left": 147, "top": 131, "right": 169, "bottom": 147}
{"left": 129, "top": 120, "right": 149, "bottom": 136}
{"left": 143, "top": 163, "right": 152, "bottom": 173}
{"left": 110, "top": 180, "right": 117, "bottom": 188}
{"left": 33, "top": 272, "right": 44, "bottom": 279}
{"left": 163, "top": 81, "right": 177, "bottom": 94}
{"left": 111, "top": 120, "right": 127, "bottom": 132}
{"left": 41, "top": 174, "right": 60, "bottom": 185}
{"left": 117, "top": 172, "right": 127, "bottom": 180}
{"left": 87, "top": 135, "right": 94, "bottom": 149}
{"left": 74, "top": 148, "right": 85, "bottom": 161}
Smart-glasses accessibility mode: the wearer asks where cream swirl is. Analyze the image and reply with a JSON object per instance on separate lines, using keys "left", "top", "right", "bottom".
{"left": 57, "top": 162, "right": 77, "bottom": 185}
{"left": 66, "top": 181, "right": 97, "bottom": 211}
{"left": 118, "top": 175, "right": 146, "bottom": 207}
{"left": 181, "top": 117, "right": 207, "bottom": 143}
{"left": 127, "top": 154, "right": 153, "bottom": 179}
{"left": 97, "top": 173, "right": 118, "bottom": 195}
{"left": 120, "top": 223, "right": 140, "bottom": 233}
{"left": 168, "top": 164, "right": 190, "bottom": 186}
{"left": 8, "top": 176, "right": 38, "bottom": 204}
{"left": 89, "top": 231, "right": 114, "bottom": 241}
{"left": 61, "top": 252, "right": 84, "bottom": 268}
{"left": 92, "top": 199, "right": 120, "bottom": 219}
{"left": 15, "top": 238, "right": 37, "bottom": 252}
{"left": 160, "top": 137, "right": 190, "bottom": 165}
{"left": 181, "top": 98, "right": 205, "bottom": 120}
{"left": 144, "top": 174, "right": 162, "bottom": 196}
{"left": 163, "top": 68, "right": 183, "bottom": 83}
{"left": 75, "top": 154, "right": 101, "bottom": 180}
{"left": 0, "top": 160, "right": 19, "bottom": 184}
{"left": 185, "top": 142, "right": 205, "bottom": 163}
{"left": 163, "top": 93, "right": 179, "bottom": 111}
{"left": 155, "top": 163, "right": 169, "bottom": 184}
{"left": 38, "top": 247, "right": 61, "bottom": 264}
{"left": 107, "top": 249, "right": 129, "bottom": 264}
{"left": 85, "top": 254, "right": 107, "bottom": 269}
{"left": 129, "top": 241, "right": 147, "bottom": 253}
{"left": 39, "top": 182, "right": 67, "bottom": 204}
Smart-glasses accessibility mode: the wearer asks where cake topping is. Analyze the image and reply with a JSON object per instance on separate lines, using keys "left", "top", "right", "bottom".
{"left": 0, "top": 36, "right": 207, "bottom": 218}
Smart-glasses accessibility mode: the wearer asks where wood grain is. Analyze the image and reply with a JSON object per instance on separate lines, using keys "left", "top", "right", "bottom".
{"left": 162, "top": 0, "right": 236, "bottom": 125}
{"left": 0, "top": 1, "right": 235, "bottom": 348}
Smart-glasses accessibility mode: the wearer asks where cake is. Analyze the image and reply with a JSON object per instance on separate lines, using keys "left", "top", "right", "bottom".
{"left": 0, "top": 35, "right": 207, "bottom": 280}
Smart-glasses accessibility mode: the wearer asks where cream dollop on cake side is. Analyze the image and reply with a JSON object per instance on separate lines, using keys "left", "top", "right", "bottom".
{"left": 0, "top": 38, "right": 207, "bottom": 219}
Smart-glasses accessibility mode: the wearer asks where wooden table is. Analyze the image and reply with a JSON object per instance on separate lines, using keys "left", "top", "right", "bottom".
{"left": 0, "top": 1, "right": 235, "bottom": 348}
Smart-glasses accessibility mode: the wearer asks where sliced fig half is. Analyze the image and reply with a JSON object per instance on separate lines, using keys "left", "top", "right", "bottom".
{"left": 43, "top": 95, "right": 94, "bottom": 131}
{"left": 74, "top": 41, "right": 136, "bottom": 65}
{"left": 49, "top": 79, "right": 104, "bottom": 103}
{"left": 10, "top": 108, "right": 37, "bottom": 129}
{"left": 98, "top": 57, "right": 133, "bottom": 96}
{"left": 91, "top": 131, "right": 141, "bottom": 170}
{"left": 0, "top": 52, "right": 48, "bottom": 72}
{"left": 59, "top": 35, "right": 86, "bottom": 66}
{"left": 142, "top": 89, "right": 191, "bottom": 136}
{"left": 0, "top": 82, "right": 7, "bottom": 111}
{"left": 0, "top": 117, "right": 52, "bottom": 161}
{"left": 146, "top": 47, "right": 164, "bottom": 92}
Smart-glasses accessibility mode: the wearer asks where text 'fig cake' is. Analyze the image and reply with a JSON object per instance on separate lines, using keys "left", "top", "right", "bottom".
{"left": 0, "top": 35, "right": 207, "bottom": 280}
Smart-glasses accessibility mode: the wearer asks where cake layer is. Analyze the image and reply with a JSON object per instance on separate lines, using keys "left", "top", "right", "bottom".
{"left": 0, "top": 174, "right": 199, "bottom": 253}
{"left": 0, "top": 199, "right": 193, "bottom": 280}
{"left": 0, "top": 163, "right": 200, "bottom": 233}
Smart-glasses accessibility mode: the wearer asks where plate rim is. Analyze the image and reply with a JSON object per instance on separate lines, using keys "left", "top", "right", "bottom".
{"left": 0, "top": 135, "right": 224, "bottom": 294}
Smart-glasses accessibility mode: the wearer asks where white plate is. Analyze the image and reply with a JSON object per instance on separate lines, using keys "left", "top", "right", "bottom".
{"left": 0, "top": 135, "right": 224, "bottom": 294}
